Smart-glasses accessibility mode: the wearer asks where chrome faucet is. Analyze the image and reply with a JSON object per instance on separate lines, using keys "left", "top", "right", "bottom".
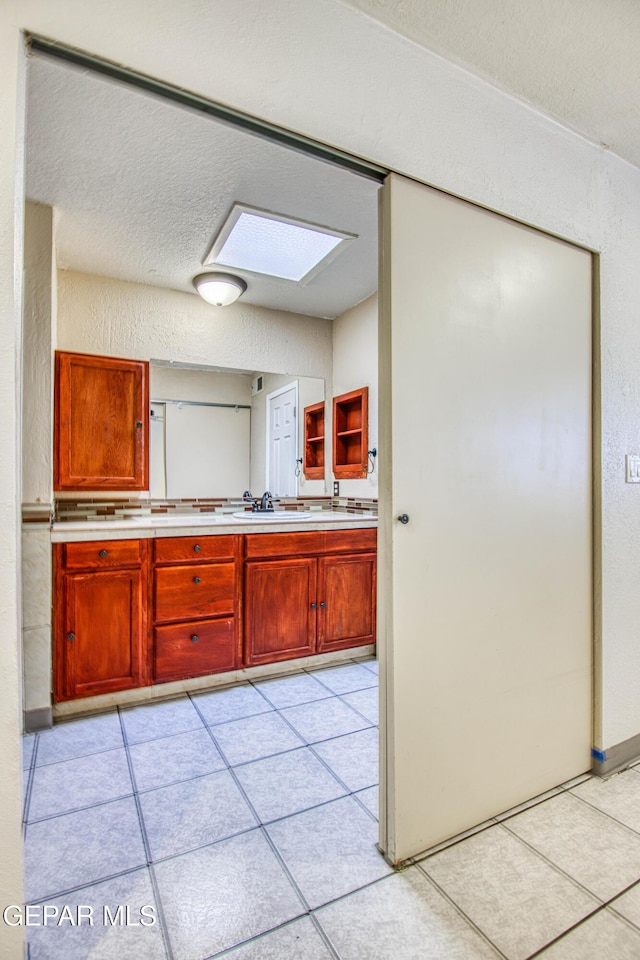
{"left": 260, "top": 490, "right": 274, "bottom": 512}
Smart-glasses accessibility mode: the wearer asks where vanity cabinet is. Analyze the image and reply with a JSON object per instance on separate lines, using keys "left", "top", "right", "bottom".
{"left": 54, "top": 350, "right": 149, "bottom": 491}
{"left": 244, "top": 529, "right": 376, "bottom": 666}
{"left": 52, "top": 526, "right": 375, "bottom": 702}
{"left": 53, "top": 540, "right": 148, "bottom": 701}
{"left": 151, "top": 535, "right": 241, "bottom": 683}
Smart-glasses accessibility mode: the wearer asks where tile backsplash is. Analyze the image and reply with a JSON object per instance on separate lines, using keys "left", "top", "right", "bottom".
{"left": 22, "top": 496, "right": 377, "bottom": 524}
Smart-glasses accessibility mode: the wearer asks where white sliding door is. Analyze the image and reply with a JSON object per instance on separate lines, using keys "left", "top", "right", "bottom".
{"left": 379, "top": 174, "right": 592, "bottom": 864}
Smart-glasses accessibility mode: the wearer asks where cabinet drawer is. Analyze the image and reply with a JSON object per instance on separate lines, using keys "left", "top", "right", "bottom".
{"left": 154, "top": 618, "right": 236, "bottom": 682}
{"left": 244, "top": 527, "right": 377, "bottom": 559}
{"left": 154, "top": 563, "right": 235, "bottom": 622}
{"left": 154, "top": 534, "right": 238, "bottom": 564}
{"left": 245, "top": 531, "right": 326, "bottom": 559}
{"left": 64, "top": 539, "right": 142, "bottom": 570}
{"left": 324, "top": 528, "right": 376, "bottom": 554}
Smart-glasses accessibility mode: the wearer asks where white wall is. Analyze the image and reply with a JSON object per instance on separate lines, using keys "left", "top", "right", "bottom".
{"left": 332, "top": 294, "right": 378, "bottom": 497}
{"left": 150, "top": 366, "right": 252, "bottom": 499}
{"left": 150, "top": 366, "right": 252, "bottom": 406}
{"left": 4, "top": 1, "right": 640, "bottom": 949}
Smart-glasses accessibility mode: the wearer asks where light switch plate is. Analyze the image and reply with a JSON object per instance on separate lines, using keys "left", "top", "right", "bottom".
{"left": 626, "top": 455, "right": 640, "bottom": 483}
{"left": 333, "top": 481, "right": 340, "bottom": 495}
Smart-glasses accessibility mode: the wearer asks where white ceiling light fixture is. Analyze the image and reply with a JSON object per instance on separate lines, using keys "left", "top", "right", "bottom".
{"left": 203, "top": 203, "right": 356, "bottom": 283}
{"left": 193, "top": 272, "right": 247, "bottom": 306}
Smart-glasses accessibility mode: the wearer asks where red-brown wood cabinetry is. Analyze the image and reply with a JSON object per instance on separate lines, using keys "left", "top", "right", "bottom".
{"left": 54, "top": 350, "right": 149, "bottom": 491}
{"left": 332, "top": 387, "right": 368, "bottom": 480}
{"left": 53, "top": 527, "right": 375, "bottom": 702}
{"left": 244, "top": 528, "right": 376, "bottom": 666}
{"left": 151, "top": 535, "right": 241, "bottom": 683}
{"left": 244, "top": 557, "right": 317, "bottom": 665}
{"left": 303, "top": 402, "right": 325, "bottom": 479}
{"left": 317, "top": 552, "right": 376, "bottom": 653}
{"left": 54, "top": 540, "right": 148, "bottom": 701}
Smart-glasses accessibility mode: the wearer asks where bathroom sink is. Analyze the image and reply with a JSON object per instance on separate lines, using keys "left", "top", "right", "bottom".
{"left": 232, "top": 510, "right": 312, "bottom": 522}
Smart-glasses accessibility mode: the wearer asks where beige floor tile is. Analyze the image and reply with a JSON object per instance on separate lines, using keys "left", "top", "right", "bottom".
{"left": 536, "top": 909, "right": 640, "bottom": 959}
{"left": 421, "top": 824, "right": 598, "bottom": 960}
{"left": 316, "top": 867, "right": 501, "bottom": 960}
{"left": 610, "top": 882, "right": 640, "bottom": 929}
{"left": 494, "top": 787, "right": 563, "bottom": 821}
{"left": 571, "top": 770, "right": 640, "bottom": 834}
{"left": 504, "top": 791, "right": 640, "bottom": 900}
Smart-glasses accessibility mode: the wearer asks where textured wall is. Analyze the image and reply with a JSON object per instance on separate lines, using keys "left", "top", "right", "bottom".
{"left": 57, "top": 270, "right": 333, "bottom": 380}
{"left": 22, "top": 201, "right": 54, "bottom": 504}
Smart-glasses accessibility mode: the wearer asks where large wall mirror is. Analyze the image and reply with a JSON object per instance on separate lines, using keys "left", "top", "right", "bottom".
{"left": 149, "top": 360, "right": 325, "bottom": 499}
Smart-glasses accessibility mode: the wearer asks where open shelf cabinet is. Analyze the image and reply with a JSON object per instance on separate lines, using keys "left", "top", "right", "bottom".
{"left": 332, "top": 386, "right": 368, "bottom": 479}
{"left": 303, "top": 401, "right": 325, "bottom": 479}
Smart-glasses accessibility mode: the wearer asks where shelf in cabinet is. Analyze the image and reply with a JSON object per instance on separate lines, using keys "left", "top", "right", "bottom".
{"left": 333, "top": 387, "right": 368, "bottom": 480}
{"left": 304, "top": 401, "right": 325, "bottom": 480}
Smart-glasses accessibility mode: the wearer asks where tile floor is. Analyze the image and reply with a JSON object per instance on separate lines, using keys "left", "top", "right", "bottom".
{"left": 20, "top": 658, "right": 640, "bottom": 959}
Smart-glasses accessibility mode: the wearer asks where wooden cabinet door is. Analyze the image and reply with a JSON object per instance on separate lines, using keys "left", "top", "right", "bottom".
{"left": 245, "top": 558, "right": 317, "bottom": 666}
{"left": 58, "top": 568, "right": 144, "bottom": 700}
{"left": 54, "top": 351, "right": 149, "bottom": 490}
{"left": 317, "top": 553, "right": 376, "bottom": 652}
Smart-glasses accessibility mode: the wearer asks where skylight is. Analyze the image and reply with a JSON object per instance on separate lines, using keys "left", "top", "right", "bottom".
{"left": 203, "top": 204, "right": 355, "bottom": 283}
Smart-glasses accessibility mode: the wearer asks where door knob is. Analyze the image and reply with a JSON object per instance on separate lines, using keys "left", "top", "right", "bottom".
{"left": 397, "top": 513, "right": 410, "bottom": 525}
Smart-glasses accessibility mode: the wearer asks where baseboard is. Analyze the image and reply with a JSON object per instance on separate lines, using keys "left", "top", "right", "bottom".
{"left": 24, "top": 706, "right": 53, "bottom": 733}
{"left": 591, "top": 732, "right": 640, "bottom": 776}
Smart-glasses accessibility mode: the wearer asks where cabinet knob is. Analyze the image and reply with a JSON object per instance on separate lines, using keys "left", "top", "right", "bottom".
{"left": 67, "top": 632, "right": 75, "bottom": 641}
{"left": 136, "top": 421, "right": 143, "bottom": 428}
{"left": 191, "top": 635, "right": 199, "bottom": 643}
{"left": 320, "top": 602, "right": 327, "bottom": 608}
{"left": 193, "top": 544, "right": 201, "bottom": 553}
{"left": 193, "top": 576, "right": 201, "bottom": 584}
{"left": 311, "top": 602, "right": 317, "bottom": 609}
{"left": 99, "top": 549, "right": 108, "bottom": 558}
{"left": 397, "top": 513, "right": 410, "bottom": 525}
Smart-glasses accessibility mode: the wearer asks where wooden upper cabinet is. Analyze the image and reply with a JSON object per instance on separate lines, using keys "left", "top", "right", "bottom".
{"left": 303, "top": 401, "right": 325, "bottom": 480}
{"left": 54, "top": 351, "right": 149, "bottom": 490}
{"left": 332, "top": 386, "right": 368, "bottom": 479}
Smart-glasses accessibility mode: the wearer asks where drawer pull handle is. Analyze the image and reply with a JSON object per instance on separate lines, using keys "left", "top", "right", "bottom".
{"left": 194, "top": 544, "right": 201, "bottom": 553}
{"left": 311, "top": 602, "right": 317, "bottom": 609}
{"left": 191, "top": 635, "right": 199, "bottom": 643}
{"left": 193, "top": 576, "right": 201, "bottom": 584}
{"left": 99, "top": 549, "right": 108, "bottom": 558}
{"left": 67, "top": 632, "right": 75, "bottom": 641}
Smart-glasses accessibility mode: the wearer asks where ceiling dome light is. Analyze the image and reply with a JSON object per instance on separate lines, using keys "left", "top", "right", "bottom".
{"left": 193, "top": 272, "right": 247, "bottom": 306}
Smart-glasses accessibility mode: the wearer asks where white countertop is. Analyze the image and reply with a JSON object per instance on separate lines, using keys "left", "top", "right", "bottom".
{"left": 51, "top": 511, "right": 377, "bottom": 542}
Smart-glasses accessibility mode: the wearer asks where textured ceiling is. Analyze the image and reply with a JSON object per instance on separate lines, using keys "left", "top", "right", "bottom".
{"left": 25, "top": 56, "right": 379, "bottom": 319}
{"left": 341, "top": 0, "right": 640, "bottom": 166}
